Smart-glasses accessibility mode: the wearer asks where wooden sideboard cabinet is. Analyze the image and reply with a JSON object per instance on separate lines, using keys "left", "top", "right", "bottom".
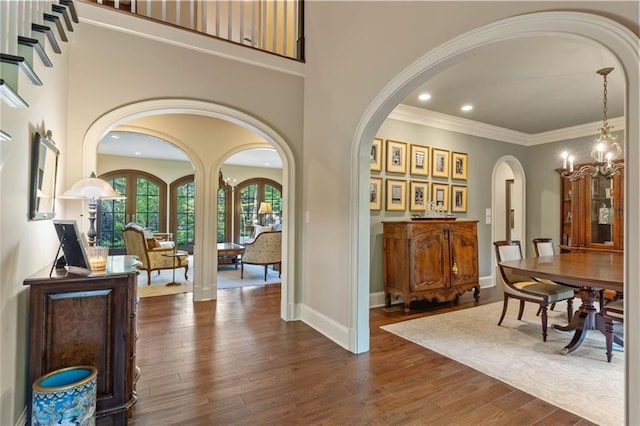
{"left": 558, "top": 162, "right": 623, "bottom": 253}
{"left": 24, "top": 256, "right": 139, "bottom": 425}
{"left": 382, "top": 220, "right": 480, "bottom": 314}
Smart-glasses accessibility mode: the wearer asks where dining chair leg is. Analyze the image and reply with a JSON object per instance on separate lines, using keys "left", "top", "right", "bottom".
{"left": 147, "top": 270, "right": 151, "bottom": 285}
{"left": 517, "top": 300, "right": 525, "bottom": 320}
{"left": 566, "top": 298, "right": 574, "bottom": 322}
{"left": 264, "top": 265, "right": 268, "bottom": 281}
{"left": 540, "top": 305, "right": 548, "bottom": 342}
{"left": 604, "top": 318, "right": 614, "bottom": 362}
{"left": 497, "top": 294, "right": 509, "bottom": 326}
{"left": 241, "top": 263, "right": 244, "bottom": 279}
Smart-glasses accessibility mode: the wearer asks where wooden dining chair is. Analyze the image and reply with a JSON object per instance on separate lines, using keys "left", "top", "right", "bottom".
{"left": 494, "top": 240, "right": 575, "bottom": 341}
{"left": 598, "top": 299, "right": 624, "bottom": 362}
{"left": 533, "top": 237, "right": 613, "bottom": 310}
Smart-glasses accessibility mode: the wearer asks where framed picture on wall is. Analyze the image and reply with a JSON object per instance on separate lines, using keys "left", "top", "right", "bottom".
{"left": 370, "top": 177, "right": 383, "bottom": 210}
{"left": 410, "top": 144, "right": 429, "bottom": 176}
{"left": 451, "top": 151, "right": 468, "bottom": 180}
{"left": 385, "top": 139, "right": 407, "bottom": 174}
{"left": 409, "top": 181, "right": 429, "bottom": 211}
{"left": 370, "top": 138, "right": 383, "bottom": 172}
{"left": 386, "top": 179, "right": 407, "bottom": 211}
{"left": 431, "top": 148, "right": 450, "bottom": 179}
{"left": 451, "top": 185, "right": 468, "bottom": 213}
{"left": 432, "top": 183, "right": 450, "bottom": 211}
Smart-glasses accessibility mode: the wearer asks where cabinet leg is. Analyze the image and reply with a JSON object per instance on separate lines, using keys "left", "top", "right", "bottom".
{"left": 403, "top": 301, "right": 411, "bottom": 314}
{"left": 385, "top": 293, "right": 391, "bottom": 308}
{"left": 473, "top": 286, "right": 481, "bottom": 300}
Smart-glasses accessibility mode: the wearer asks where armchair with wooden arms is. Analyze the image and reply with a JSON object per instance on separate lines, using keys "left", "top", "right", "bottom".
{"left": 122, "top": 223, "right": 189, "bottom": 284}
{"left": 494, "top": 240, "right": 575, "bottom": 341}
{"left": 241, "top": 231, "right": 281, "bottom": 281}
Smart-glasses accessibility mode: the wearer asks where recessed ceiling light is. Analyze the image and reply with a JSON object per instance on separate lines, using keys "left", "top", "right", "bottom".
{"left": 110, "top": 134, "right": 120, "bottom": 139}
{"left": 418, "top": 93, "right": 431, "bottom": 101}
{"left": 461, "top": 104, "right": 473, "bottom": 112}
{"left": 134, "top": 152, "right": 141, "bottom": 156}
{"left": 265, "top": 162, "right": 270, "bottom": 166}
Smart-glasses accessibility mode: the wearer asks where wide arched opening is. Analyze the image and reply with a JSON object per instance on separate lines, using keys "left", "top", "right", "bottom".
{"left": 83, "top": 100, "right": 297, "bottom": 321}
{"left": 352, "top": 10, "right": 639, "bottom": 419}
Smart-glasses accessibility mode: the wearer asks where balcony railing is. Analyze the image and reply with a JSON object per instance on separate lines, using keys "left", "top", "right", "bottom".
{"left": 84, "top": 0, "right": 304, "bottom": 61}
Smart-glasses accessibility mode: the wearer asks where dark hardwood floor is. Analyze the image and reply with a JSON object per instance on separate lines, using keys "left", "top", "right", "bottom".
{"left": 129, "top": 285, "right": 593, "bottom": 425}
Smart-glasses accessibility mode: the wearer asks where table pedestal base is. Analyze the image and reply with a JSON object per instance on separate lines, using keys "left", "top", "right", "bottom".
{"left": 554, "top": 286, "right": 598, "bottom": 355}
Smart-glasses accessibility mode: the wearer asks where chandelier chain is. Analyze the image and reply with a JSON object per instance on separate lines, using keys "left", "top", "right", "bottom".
{"left": 602, "top": 72, "right": 608, "bottom": 124}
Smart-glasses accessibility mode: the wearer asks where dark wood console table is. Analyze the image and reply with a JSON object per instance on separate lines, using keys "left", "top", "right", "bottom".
{"left": 24, "top": 255, "right": 139, "bottom": 425}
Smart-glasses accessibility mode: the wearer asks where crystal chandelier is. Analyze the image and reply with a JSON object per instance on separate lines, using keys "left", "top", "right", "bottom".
{"left": 560, "top": 67, "right": 623, "bottom": 181}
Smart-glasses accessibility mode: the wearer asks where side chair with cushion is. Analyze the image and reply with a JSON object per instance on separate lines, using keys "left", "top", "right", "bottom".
{"left": 122, "top": 223, "right": 189, "bottom": 285}
{"left": 531, "top": 237, "right": 561, "bottom": 311}
{"left": 241, "top": 231, "right": 281, "bottom": 281}
{"left": 494, "top": 240, "right": 575, "bottom": 341}
{"left": 598, "top": 299, "right": 624, "bottom": 362}
{"left": 534, "top": 237, "right": 614, "bottom": 310}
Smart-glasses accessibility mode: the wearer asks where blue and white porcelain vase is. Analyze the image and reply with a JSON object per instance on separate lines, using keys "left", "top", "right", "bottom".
{"left": 32, "top": 366, "right": 98, "bottom": 426}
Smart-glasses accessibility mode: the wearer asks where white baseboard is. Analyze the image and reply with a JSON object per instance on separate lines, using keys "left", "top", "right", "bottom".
{"left": 479, "top": 275, "right": 495, "bottom": 288}
{"left": 16, "top": 407, "right": 26, "bottom": 426}
{"left": 300, "top": 304, "right": 351, "bottom": 351}
{"left": 369, "top": 275, "right": 494, "bottom": 309}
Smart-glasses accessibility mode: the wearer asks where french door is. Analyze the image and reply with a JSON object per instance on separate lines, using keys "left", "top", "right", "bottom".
{"left": 98, "top": 170, "right": 167, "bottom": 253}
{"left": 170, "top": 175, "right": 195, "bottom": 253}
{"left": 233, "top": 178, "right": 282, "bottom": 243}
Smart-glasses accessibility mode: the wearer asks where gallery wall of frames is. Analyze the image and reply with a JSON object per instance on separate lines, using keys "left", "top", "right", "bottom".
{"left": 369, "top": 137, "right": 468, "bottom": 213}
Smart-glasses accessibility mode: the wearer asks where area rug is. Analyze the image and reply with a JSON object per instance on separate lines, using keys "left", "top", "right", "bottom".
{"left": 381, "top": 302, "right": 624, "bottom": 426}
{"left": 138, "top": 282, "right": 192, "bottom": 298}
{"left": 136, "top": 258, "right": 280, "bottom": 297}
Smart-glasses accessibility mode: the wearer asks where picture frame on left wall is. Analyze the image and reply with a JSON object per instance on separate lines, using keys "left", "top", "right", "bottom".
{"left": 386, "top": 139, "right": 407, "bottom": 174}
{"left": 370, "top": 177, "right": 383, "bottom": 210}
{"left": 410, "top": 181, "right": 429, "bottom": 211}
{"left": 451, "top": 185, "right": 468, "bottom": 213}
{"left": 386, "top": 179, "right": 407, "bottom": 211}
{"left": 370, "top": 138, "right": 383, "bottom": 172}
{"left": 432, "top": 183, "right": 450, "bottom": 212}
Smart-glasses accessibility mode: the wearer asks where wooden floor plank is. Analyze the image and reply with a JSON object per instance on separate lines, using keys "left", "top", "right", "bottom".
{"left": 129, "top": 285, "right": 590, "bottom": 425}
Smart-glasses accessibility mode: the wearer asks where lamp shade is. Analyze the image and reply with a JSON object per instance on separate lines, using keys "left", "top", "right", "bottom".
{"left": 59, "top": 172, "right": 125, "bottom": 201}
{"left": 258, "top": 202, "right": 273, "bottom": 214}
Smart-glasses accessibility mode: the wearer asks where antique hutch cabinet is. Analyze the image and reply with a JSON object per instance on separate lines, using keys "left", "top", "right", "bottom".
{"left": 558, "top": 162, "right": 624, "bottom": 253}
{"left": 382, "top": 220, "right": 480, "bottom": 314}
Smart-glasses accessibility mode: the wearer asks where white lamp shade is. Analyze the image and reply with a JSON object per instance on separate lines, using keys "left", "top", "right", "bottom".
{"left": 60, "top": 175, "right": 125, "bottom": 200}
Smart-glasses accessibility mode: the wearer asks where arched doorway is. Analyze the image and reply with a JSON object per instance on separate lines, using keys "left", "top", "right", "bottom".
{"left": 352, "top": 14, "right": 638, "bottom": 418}
{"left": 491, "top": 155, "right": 526, "bottom": 284}
{"left": 83, "top": 100, "right": 297, "bottom": 321}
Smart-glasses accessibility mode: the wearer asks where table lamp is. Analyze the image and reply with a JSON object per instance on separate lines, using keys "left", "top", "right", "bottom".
{"left": 59, "top": 172, "right": 125, "bottom": 246}
{"left": 258, "top": 202, "right": 273, "bottom": 225}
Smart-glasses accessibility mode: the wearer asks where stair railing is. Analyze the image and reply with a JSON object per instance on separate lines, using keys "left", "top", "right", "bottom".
{"left": 86, "top": 0, "right": 304, "bottom": 61}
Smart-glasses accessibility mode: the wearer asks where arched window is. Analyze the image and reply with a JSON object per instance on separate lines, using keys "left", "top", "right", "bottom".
{"left": 234, "top": 178, "right": 282, "bottom": 243}
{"left": 98, "top": 170, "right": 167, "bottom": 252}
{"left": 170, "top": 175, "right": 195, "bottom": 253}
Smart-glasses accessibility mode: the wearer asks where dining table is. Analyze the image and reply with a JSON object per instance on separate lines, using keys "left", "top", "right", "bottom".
{"left": 499, "top": 251, "right": 623, "bottom": 355}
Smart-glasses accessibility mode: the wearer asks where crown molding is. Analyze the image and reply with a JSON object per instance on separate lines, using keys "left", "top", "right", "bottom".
{"left": 529, "top": 116, "right": 625, "bottom": 145}
{"left": 389, "top": 104, "right": 625, "bottom": 146}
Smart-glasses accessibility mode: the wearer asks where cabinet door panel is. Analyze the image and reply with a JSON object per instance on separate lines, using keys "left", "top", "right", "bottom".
{"left": 410, "top": 229, "right": 447, "bottom": 291}
{"left": 449, "top": 226, "right": 478, "bottom": 286}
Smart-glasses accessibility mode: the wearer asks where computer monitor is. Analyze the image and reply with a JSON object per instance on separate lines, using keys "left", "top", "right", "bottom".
{"left": 52, "top": 220, "right": 92, "bottom": 275}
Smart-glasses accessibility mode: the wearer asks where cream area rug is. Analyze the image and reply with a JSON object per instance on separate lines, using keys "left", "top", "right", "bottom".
{"left": 381, "top": 301, "right": 624, "bottom": 426}
{"left": 137, "top": 257, "right": 280, "bottom": 298}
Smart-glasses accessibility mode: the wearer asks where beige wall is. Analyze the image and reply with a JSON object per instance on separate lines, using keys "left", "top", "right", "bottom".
{"left": 0, "top": 32, "right": 73, "bottom": 425}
